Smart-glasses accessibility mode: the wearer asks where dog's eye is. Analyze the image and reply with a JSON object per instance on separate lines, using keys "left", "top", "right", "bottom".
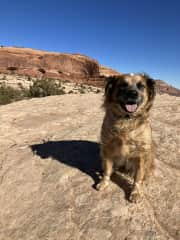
{"left": 137, "top": 82, "right": 145, "bottom": 90}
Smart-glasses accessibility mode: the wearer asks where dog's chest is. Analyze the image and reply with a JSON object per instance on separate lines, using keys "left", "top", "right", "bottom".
{"left": 113, "top": 121, "right": 151, "bottom": 157}
{"left": 101, "top": 115, "right": 151, "bottom": 158}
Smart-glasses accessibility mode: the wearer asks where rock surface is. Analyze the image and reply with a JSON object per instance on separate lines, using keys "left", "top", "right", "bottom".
{"left": 0, "top": 47, "right": 100, "bottom": 79}
{"left": 0, "top": 93, "right": 179, "bottom": 240}
{"left": 156, "top": 80, "right": 180, "bottom": 96}
{"left": 99, "top": 66, "right": 120, "bottom": 76}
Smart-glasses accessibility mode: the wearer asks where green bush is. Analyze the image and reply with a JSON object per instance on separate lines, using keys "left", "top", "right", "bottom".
{"left": 79, "top": 88, "right": 86, "bottom": 94}
{"left": 0, "top": 83, "right": 24, "bottom": 105}
{"left": 0, "top": 78, "right": 69, "bottom": 105}
{"left": 68, "top": 90, "right": 74, "bottom": 94}
{"left": 62, "top": 79, "right": 70, "bottom": 83}
{"left": 38, "top": 68, "right": 46, "bottom": 74}
{"left": 28, "top": 78, "right": 65, "bottom": 97}
{"left": 96, "top": 89, "right": 101, "bottom": 93}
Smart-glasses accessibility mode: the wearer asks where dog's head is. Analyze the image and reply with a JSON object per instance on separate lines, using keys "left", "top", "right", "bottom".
{"left": 104, "top": 73, "right": 156, "bottom": 117}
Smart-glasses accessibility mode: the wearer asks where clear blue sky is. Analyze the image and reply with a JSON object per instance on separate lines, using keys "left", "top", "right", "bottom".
{"left": 0, "top": 0, "right": 180, "bottom": 88}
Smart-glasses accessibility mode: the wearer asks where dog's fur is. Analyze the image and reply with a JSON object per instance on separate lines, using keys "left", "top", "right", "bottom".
{"left": 96, "top": 73, "right": 156, "bottom": 202}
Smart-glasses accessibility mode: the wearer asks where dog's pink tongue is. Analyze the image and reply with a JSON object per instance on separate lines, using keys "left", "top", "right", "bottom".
{"left": 125, "top": 104, "right": 137, "bottom": 112}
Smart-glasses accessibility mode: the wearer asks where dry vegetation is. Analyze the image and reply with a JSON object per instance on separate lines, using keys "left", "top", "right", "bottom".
{"left": 0, "top": 76, "right": 102, "bottom": 105}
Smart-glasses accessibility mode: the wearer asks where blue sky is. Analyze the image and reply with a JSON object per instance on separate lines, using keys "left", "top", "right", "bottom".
{"left": 0, "top": 0, "right": 180, "bottom": 88}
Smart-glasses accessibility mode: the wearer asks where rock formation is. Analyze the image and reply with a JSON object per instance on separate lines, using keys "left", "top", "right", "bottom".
{"left": 0, "top": 47, "right": 99, "bottom": 79}
{"left": 156, "top": 80, "right": 180, "bottom": 96}
{"left": 0, "top": 46, "right": 179, "bottom": 96}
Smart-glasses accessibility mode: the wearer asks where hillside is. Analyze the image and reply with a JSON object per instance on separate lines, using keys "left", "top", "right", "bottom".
{"left": 0, "top": 46, "right": 180, "bottom": 96}
{"left": 156, "top": 80, "right": 180, "bottom": 96}
{"left": 0, "top": 93, "right": 179, "bottom": 240}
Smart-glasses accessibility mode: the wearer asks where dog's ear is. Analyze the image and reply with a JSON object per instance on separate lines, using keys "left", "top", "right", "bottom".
{"left": 145, "top": 75, "right": 156, "bottom": 101}
{"left": 105, "top": 76, "right": 117, "bottom": 99}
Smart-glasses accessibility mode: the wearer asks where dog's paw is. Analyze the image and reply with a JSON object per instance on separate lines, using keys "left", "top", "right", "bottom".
{"left": 129, "top": 189, "right": 141, "bottom": 203}
{"left": 96, "top": 179, "right": 109, "bottom": 191}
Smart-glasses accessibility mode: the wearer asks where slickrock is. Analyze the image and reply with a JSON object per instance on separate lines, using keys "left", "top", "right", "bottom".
{"left": 0, "top": 93, "right": 179, "bottom": 239}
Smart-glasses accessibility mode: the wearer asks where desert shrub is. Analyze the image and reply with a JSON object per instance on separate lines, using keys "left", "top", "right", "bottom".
{"left": 28, "top": 78, "right": 65, "bottom": 97}
{"left": 0, "top": 75, "right": 7, "bottom": 80}
{"left": 79, "top": 88, "right": 86, "bottom": 94}
{"left": 62, "top": 79, "right": 71, "bottom": 83}
{"left": 96, "top": 89, "right": 101, "bottom": 93}
{"left": 80, "top": 84, "right": 86, "bottom": 89}
{"left": 68, "top": 90, "right": 74, "bottom": 94}
{"left": 27, "top": 76, "right": 31, "bottom": 81}
{"left": 38, "top": 68, "right": 46, "bottom": 74}
{"left": 0, "top": 83, "right": 24, "bottom": 105}
{"left": 0, "top": 78, "right": 69, "bottom": 105}
{"left": 57, "top": 88, "right": 66, "bottom": 95}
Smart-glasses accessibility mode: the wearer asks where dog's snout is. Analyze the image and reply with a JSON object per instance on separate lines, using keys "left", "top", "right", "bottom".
{"left": 127, "top": 90, "right": 138, "bottom": 98}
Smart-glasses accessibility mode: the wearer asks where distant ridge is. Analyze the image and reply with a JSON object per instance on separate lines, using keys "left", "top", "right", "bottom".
{"left": 0, "top": 46, "right": 179, "bottom": 96}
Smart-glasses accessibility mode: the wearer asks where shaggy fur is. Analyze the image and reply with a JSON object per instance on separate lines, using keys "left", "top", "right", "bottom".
{"left": 96, "top": 73, "right": 156, "bottom": 202}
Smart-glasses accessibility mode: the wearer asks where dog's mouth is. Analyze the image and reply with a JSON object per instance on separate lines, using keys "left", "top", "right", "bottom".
{"left": 125, "top": 103, "right": 138, "bottom": 113}
{"left": 119, "top": 102, "right": 139, "bottom": 113}
{"left": 118, "top": 92, "right": 143, "bottom": 113}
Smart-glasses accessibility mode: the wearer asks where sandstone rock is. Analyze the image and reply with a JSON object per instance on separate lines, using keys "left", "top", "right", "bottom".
{"left": 156, "top": 80, "right": 180, "bottom": 96}
{"left": 0, "top": 93, "right": 179, "bottom": 240}
{"left": 0, "top": 47, "right": 180, "bottom": 96}
{"left": 99, "top": 65, "right": 120, "bottom": 76}
{"left": 0, "top": 47, "right": 99, "bottom": 79}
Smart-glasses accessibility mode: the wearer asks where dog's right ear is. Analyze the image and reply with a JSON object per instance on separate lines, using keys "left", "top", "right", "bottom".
{"left": 146, "top": 76, "right": 156, "bottom": 101}
{"left": 105, "top": 76, "right": 117, "bottom": 99}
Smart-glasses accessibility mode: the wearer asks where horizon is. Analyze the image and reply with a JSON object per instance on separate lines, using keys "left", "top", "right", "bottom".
{"left": 1, "top": 45, "right": 179, "bottom": 89}
{"left": 1, "top": 0, "right": 180, "bottom": 88}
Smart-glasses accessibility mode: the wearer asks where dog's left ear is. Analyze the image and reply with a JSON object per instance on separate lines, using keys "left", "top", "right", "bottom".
{"left": 146, "top": 76, "right": 156, "bottom": 100}
{"left": 105, "top": 76, "right": 117, "bottom": 99}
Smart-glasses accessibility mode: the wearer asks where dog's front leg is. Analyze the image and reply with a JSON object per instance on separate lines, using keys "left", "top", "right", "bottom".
{"left": 96, "top": 158, "right": 113, "bottom": 191}
{"left": 129, "top": 156, "right": 145, "bottom": 203}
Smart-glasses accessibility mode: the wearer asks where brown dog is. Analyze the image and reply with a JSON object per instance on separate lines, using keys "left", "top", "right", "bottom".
{"left": 96, "top": 73, "right": 156, "bottom": 202}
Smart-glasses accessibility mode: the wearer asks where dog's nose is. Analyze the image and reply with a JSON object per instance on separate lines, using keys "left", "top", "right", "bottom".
{"left": 127, "top": 90, "right": 138, "bottom": 98}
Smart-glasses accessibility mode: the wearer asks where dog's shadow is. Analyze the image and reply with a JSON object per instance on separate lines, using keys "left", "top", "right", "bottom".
{"left": 31, "top": 140, "right": 132, "bottom": 199}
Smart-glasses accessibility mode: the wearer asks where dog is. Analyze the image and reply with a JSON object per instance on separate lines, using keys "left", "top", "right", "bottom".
{"left": 96, "top": 73, "right": 156, "bottom": 202}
